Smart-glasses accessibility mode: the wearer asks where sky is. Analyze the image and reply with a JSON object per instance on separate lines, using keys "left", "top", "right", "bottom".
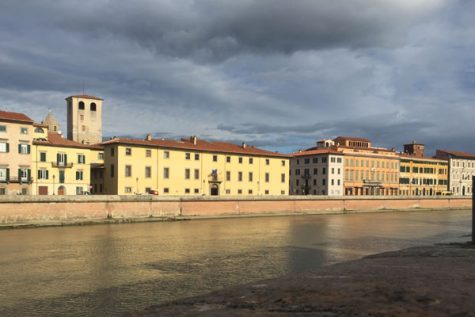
{"left": 0, "top": 0, "right": 474, "bottom": 154}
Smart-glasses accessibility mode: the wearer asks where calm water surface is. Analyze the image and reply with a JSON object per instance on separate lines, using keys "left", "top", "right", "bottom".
{"left": 0, "top": 210, "right": 470, "bottom": 316}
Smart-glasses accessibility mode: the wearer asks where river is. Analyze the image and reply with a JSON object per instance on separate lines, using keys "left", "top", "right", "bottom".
{"left": 0, "top": 209, "right": 470, "bottom": 316}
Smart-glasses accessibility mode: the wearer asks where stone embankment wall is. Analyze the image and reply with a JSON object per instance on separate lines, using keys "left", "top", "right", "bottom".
{"left": 0, "top": 196, "right": 471, "bottom": 226}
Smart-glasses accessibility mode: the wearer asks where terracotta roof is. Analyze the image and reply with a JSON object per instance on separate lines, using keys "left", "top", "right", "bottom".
{"left": 33, "top": 132, "right": 103, "bottom": 150}
{"left": 66, "top": 95, "right": 103, "bottom": 101}
{"left": 399, "top": 153, "right": 447, "bottom": 162}
{"left": 334, "top": 136, "right": 371, "bottom": 142}
{"left": 0, "top": 110, "right": 34, "bottom": 124}
{"left": 101, "top": 137, "right": 289, "bottom": 158}
{"left": 292, "top": 148, "right": 342, "bottom": 157}
{"left": 436, "top": 149, "right": 475, "bottom": 159}
{"left": 33, "top": 122, "right": 48, "bottom": 128}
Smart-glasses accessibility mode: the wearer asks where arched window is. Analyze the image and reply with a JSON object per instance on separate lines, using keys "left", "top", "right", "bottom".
{"left": 79, "top": 101, "right": 85, "bottom": 110}
{"left": 90, "top": 103, "right": 97, "bottom": 111}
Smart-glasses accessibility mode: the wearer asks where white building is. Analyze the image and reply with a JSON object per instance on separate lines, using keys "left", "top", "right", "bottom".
{"left": 436, "top": 150, "right": 475, "bottom": 196}
{"left": 290, "top": 144, "right": 344, "bottom": 196}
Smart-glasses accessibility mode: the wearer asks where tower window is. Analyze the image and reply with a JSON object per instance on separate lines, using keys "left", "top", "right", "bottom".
{"left": 79, "top": 101, "right": 85, "bottom": 110}
{"left": 91, "top": 103, "right": 97, "bottom": 111}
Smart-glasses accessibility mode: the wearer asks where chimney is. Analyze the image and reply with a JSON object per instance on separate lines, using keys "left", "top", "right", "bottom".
{"left": 145, "top": 133, "right": 152, "bottom": 141}
{"left": 191, "top": 135, "right": 197, "bottom": 145}
{"left": 242, "top": 142, "right": 247, "bottom": 149}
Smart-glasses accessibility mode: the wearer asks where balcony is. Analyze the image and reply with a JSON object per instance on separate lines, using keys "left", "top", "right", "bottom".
{"left": 208, "top": 174, "right": 222, "bottom": 183}
{"left": 52, "top": 162, "right": 73, "bottom": 168}
{"left": 0, "top": 176, "right": 32, "bottom": 184}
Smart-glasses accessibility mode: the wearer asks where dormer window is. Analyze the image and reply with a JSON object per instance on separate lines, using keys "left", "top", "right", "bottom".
{"left": 91, "top": 103, "right": 97, "bottom": 111}
{"left": 79, "top": 101, "right": 85, "bottom": 110}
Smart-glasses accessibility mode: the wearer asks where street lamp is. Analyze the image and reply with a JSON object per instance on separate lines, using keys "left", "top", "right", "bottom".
{"left": 52, "top": 175, "right": 56, "bottom": 195}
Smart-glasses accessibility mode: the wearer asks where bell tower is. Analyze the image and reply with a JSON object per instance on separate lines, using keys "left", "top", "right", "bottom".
{"left": 66, "top": 95, "right": 103, "bottom": 144}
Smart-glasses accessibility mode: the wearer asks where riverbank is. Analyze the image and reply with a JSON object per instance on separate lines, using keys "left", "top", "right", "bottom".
{"left": 130, "top": 242, "right": 475, "bottom": 316}
{"left": 0, "top": 195, "right": 470, "bottom": 229}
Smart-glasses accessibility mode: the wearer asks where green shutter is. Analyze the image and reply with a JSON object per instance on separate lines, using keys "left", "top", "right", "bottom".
{"left": 18, "top": 144, "right": 21, "bottom": 153}
{"left": 6, "top": 168, "right": 9, "bottom": 182}
{"left": 27, "top": 169, "right": 31, "bottom": 182}
{"left": 6, "top": 143, "right": 9, "bottom": 153}
{"left": 64, "top": 154, "right": 68, "bottom": 165}
{"left": 18, "top": 169, "right": 21, "bottom": 183}
{"left": 76, "top": 171, "right": 79, "bottom": 180}
{"left": 27, "top": 145, "right": 31, "bottom": 154}
{"left": 38, "top": 170, "right": 41, "bottom": 179}
{"left": 83, "top": 155, "right": 86, "bottom": 164}
{"left": 46, "top": 170, "right": 49, "bottom": 180}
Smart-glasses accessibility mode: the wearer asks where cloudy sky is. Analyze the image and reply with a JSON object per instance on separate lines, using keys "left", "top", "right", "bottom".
{"left": 1, "top": 0, "right": 474, "bottom": 154}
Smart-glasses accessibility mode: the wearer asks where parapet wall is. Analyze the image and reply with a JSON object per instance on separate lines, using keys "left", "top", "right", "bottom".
{"left": 0, "top": 195, "right": 471, "bottom": 226}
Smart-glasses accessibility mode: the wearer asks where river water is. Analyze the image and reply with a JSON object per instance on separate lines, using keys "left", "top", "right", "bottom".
{"left": 0, "top": 210, "right": 470, "bottom": 316}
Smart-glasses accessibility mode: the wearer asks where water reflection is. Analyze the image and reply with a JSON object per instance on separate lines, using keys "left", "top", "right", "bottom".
{"left": 0, "top": 210, "right": 470, "bottom": 316}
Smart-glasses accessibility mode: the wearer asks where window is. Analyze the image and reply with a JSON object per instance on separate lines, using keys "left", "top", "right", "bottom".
{"left": 304, "top": 158, "right": 310, "bottom": 164}
{"left": 0, "top": 125, "right": 5, "bottom": 132}
{"left": 125, "top": 148, "right": 132, "bottom": 156}
{"left": 213, "top": 155, "right": 218, "bottom": 162}
{"left": 20, "top": 127, "right": 28, "bottom": 134}
{"left": 125, "top": 165, "right": 132, "bottom": 177}
{"left": 322, "top": 179, "right": 326, "bottom": 185}
{"left": 164, "top": 151, "right": 170, "bottom": 159}
{"left": 281, "top": 173, "right": 285, "bottom": 183}
{"left": 226, "top": 171, "right": 231, "bottom": 181}
{"left": 194, "top": 188, "right": 199, "bottom": 194}
{"left": 145, "top": 166, "right": 152, "bottom": 178}
{"left": 164, "top": 188, "right": 169, "bottom": 193}
{"left": 0, "top": 168, "right": 8, "bottom": 182}
{"left": 226, "top": 156, "right": 231, "bottom": 163}
{"left": 185, "top": 153, "right": 191, "bottom": 160}
{"left": 145, "top": 187, "right": 152, "bottom": 194}
{"left": 265, "top": 190, "right": 269, "bottom": 195}
{"left": 314, "top": 168, "right": 318, "bottom": 175}
{"left": 90, "top": 103, "right": 97, "bottom": 111}
{"left": 57, "top": 153, "right": 67, "bottom": 166}
{"left": 185, "top": 168, "right": 190, "bottom": 179}
{"left": 0, "top": 188, "right": 6, "bottom": 195}
{"left": 111, "top": 147, "right": 115, "bottom": 157}
{"left": 110, "top": 164, "right": 115, "bottom": 177}
{"left": 19, "top": 144, "right": 30, "bottom": 154}
{"left": 249, "top": 158, "right": 254, "bottom": 164}
{"left": 194, "top": 169, "right": 199, "bottom": 180}
{"left": 248, "top": 172, "right": 253, "bottom": 182}
{"left": 0, "top": 142, "right": 9, "bottom": 153}
{"left": 239, "top": 157, "right": 243, "bottom": 164}
{"left": 266, "top": 159, "right": 270, "bottom": 165}
{"left": 146, "top": 149, "right": 152, "bottom": 157}
{"left": 238, "top": 171, "right": 243, "bottom": 182}
{"left": 82, "top": 125, "right": 86, "bottom": 132}
{"left": 38, "top": 152, "right": 46, "bottom": 162}
{"left": 265, "top": 173, "right": 270, "bottom": 182}
{"left": 164, "top": 167, "right": 169, "bottom": 179}
{"left": 238, "top": 189, "right": 242, "bottom": 194}
{"left": 248, "top": 189, "right": 253, "bottom": 194}
{"left": 195, "top": 153, "right": 200, "bottom": 160}
{"left": 78, "top": 101, "right": 85, "bottom": 110}
{"left": 38, "top": 169, "right": 48, "bottom": 180}
{"left": 59, "top": 170, "right": 65, "bottom": 183}
{"left": 282, "top": 160, "right": 286, "bottom": 166}
{"left": 226, "top": 189, "right": 231, "bottom": 194}
{"left": 77, "top": 154, "right": 86, "bottom": 164}
{"left": 76, "top": 170, "right": 84, "bottom": 180}
{"left": 322, "top": 167, "right": 326, "bottom": 174}
{"left": 185, "top": 188, "right": 190, "bottom": 194}
{"left": 125, "top": 187, "right": 132, "bottom": 193}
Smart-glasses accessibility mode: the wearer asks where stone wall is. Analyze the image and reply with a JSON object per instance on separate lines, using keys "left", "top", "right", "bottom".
{"left": 0, "top": 195, "right": 471, "bottom": 226}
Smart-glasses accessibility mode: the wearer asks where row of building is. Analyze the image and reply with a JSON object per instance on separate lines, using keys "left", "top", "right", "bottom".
{"left": 0, "top": 94, "right": 474, "bottom": 197}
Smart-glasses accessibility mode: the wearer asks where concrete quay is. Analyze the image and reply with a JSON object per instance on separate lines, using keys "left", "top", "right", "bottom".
{"left": 129, "top": 243, "right": 475, "bottom": 317}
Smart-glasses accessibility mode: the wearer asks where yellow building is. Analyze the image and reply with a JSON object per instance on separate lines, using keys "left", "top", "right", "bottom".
{"left": 0, "top": 110, "right": 34, "bottom": 195}
{"left": 101, "top": 135, "right": 289, "bottom": 196}
{"left": 399, "top": 143, "right": 449, "bottom": 196}
{"left": 32, "top": 129, "right": 104, "bottom": 195}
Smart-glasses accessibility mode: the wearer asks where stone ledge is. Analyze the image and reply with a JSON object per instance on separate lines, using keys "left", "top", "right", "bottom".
{"left": 128, "top": 243, "right": 475, "bottom": 316}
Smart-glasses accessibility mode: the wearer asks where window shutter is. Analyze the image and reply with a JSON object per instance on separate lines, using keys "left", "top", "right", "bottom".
{"left": 64, "top": 154, "right": 68, "bottom": 165}
{"left": 76, "top": 171, "right": 79, "bottom": 180}
{"left": 6, "top": 168, "right": 9, "bottom": 182}
{"left": 46, "top": 170, "right": 49, "bottom": 180}
{"left": 18, "top": 144, "right": 21, "bottom": 153}
{"left": 27, "top": 169, "right": 31, "bottom": 182}
{"left": 18, "top": 169, "right": 21, "bottom": 183}
{"left": 27, "top": 145, "right": 31, "bottom": 154}
{"left": 83, "top": 156, "right": 86, "bottom": 164}
{"left": 38, "top": 170, "right": 41, "bottom": 179}
{"left": 6, "top": 143, "right": 9, "bottom": 153}
{"left": 57, "top": 153, "right": 60, "bottom": 164}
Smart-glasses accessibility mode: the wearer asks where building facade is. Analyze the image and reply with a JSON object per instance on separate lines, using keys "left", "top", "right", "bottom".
{"left": 66, "top": 95, "right": 103, "bottom": 145}
{"left": 436, "top": 150, "right": 475, "bottom": 196}
{"left": 290, "top": 148, "right": 344, "bottom": 196}
{"left": 398, "top": 143, "right": 449, "bottom": 196}
{"left": 101, "top": 136, "right": 289, "bottom": 196}
{"left": 0, "top": 111, "right": 34, "bottom": 195}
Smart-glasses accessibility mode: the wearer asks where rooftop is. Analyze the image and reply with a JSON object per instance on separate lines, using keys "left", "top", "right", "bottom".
{"left": 436, "top": 149, "right": 475, "bottom": 159}
{"left": 34, "top": 132, "right": 103, "bottom": 150}
{"left": 0, "top": 110, "right": 34, "bottom": 124}
{"left": 102, "top": 137, "right": 289, "bottom": 158}
{"left": 65, "top": 94, "right": 103, "bottom": 101}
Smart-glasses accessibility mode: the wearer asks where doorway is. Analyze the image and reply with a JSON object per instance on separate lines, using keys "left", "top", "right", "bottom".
{"left": 58, "top": 186, "right": 66, "bottom": 195}
{"left": 210, "top": 184, "right": 219, "bottom": 196}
